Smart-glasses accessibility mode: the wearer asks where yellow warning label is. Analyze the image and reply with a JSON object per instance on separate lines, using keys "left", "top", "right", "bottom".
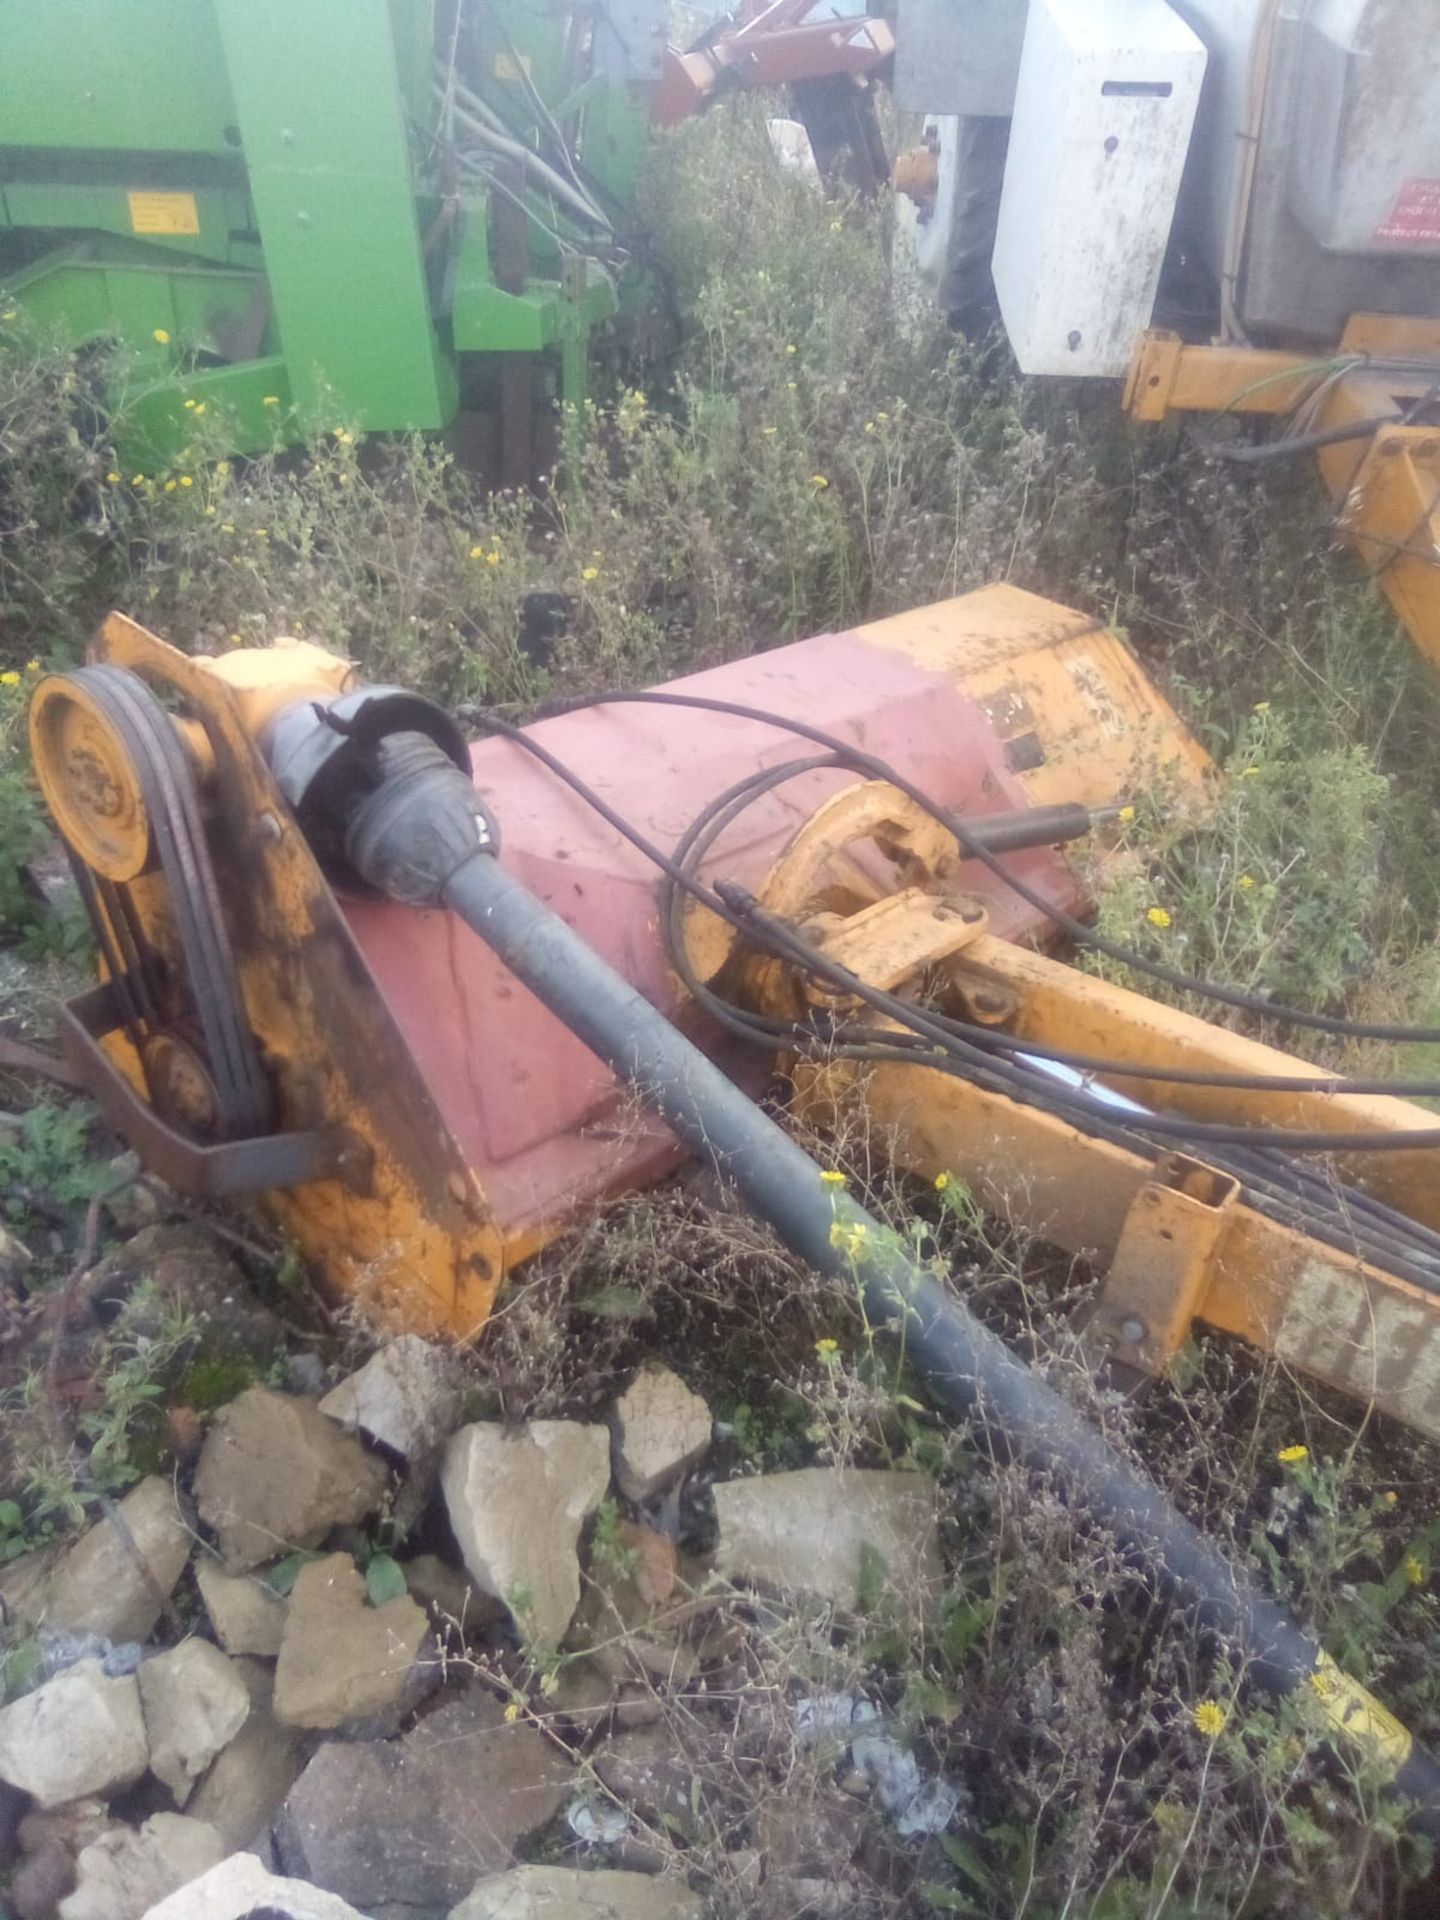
{"left": 128, "top": 192, "right": 201, "bottom": 237}
{"left": 1309, "top": 1654, "right": 1412, "bottom": 1775}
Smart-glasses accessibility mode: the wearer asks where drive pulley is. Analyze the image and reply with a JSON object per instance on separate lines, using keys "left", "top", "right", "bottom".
{"left": 30, "top": 664, "right": 273, "bottom": 1143}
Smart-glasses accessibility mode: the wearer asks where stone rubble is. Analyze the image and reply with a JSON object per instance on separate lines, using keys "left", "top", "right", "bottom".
{"left": 139, "top": 1850, "right": 371, "bottom": 1919}
{"left": 194, "top": 1557, "right": 288, "bottom": 1656}
{"left": 193, "top": 1387, "right": 389, "bottom": 1573}
{"left": 186, "top": 1657, "right": 309, "bottom": 1851}
{"left": 712, "top": 1466, "right": 943, "bottom": 1615}
{"left": 609, "top": 1363, "right": 713, "bottom": 1502}
{"left": 57, "top": 1811, "right": 226, "bottom": 1920}
{"left": 0, "top": 1660, "right": 149, "bottom": 1809}
{"left": 136, "top": 1637, "right": 251, "bottom": 1805}
{"left": 11, "top": 1799, "right": 118, "bottom": 1920}
{"left": 451, "top": 1864, "right": 705, "bottom": 1920}
{"left": 276, "top": 1688, "right": 573, "bottom": 1910}
{"left": 272, "top": 1552, "right": 429, "bottom": 1731}
{"left": 319, "top": 1332, "right": 465, "bottom": 1460}
{"left": 0, "top": 1326, "right": 967, "bottom": 1920}
{"left": 441, "top": 1419, "right": 610, "bottom": 1647}
{"left": 36, "top": 1477, "right": 193, "bottom": 1643}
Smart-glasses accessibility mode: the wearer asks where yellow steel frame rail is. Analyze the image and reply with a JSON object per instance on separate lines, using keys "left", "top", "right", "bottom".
{"left": 739, "top": 784, "right": 1440, "bottom": 1443}
{"left": 1125, "top": 314, "right": 1440, "bottom": 671}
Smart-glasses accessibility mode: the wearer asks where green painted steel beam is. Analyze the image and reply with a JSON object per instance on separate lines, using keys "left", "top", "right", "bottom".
{"left": 0, "top": 1, "right": 238, "bottom": 156}
{"left": 212, "top": 0, "right": 456, "bottom": 433}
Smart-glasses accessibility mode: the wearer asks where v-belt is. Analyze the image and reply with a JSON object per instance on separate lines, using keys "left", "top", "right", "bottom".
{"left": 68, "top": 665, "right": 273, "bottom": 1141}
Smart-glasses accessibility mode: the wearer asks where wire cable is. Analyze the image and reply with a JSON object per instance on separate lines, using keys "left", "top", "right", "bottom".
{"left": 522, "top": 686, "right": 1440, "bottom": 1048}
{"left": 471, "top": 711, "right": 1440, "bottom": 1152}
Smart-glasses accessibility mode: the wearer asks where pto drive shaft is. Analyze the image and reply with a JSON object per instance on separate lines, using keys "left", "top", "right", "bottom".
{"left": 330, "top": 726, "right": 1440, "bottom": 1832}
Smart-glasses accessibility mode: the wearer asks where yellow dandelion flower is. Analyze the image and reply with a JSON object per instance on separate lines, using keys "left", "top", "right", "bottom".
{"left": 1193, "top": 1700, "right": 1227, "bottom": 1738}
{"left": 1237, "top": 873, "right": 1257, "bottom": 891}
{"left": 1404, "top": 1554, "right": 1425, "bottom": 1587}
{"left": 183, "top": 398, "right": 197, "bottom": 411}
{"left": 131, "top": 474, "right": 145, "bottom": 486}
{"left": 215, "top": 461, "right": 230, "bottom": 477}
{"left": 864, "top": 421, "right": 876, "bottom": 434}
{"left": 810, "top": 474, "right": 829, "bottom": 490}
{"left": 815, "top": 1337, "right": 840, "bottom": 1357}
{"left": 262, "top": 394, "right": 280, "bottom": 407}
{"left": 254, "top": 527, "right": 269, "bottom": 539}
{"left": 25, "top": 659, "right": 41, "bottom": 674}
{"left": 1146, "top": 906, "right": 1172, "bottom": 929}
{"left": 785, "top": 344, "right": 797, "bottom": 355}
{"left": 934, "top": 1172, "right": 951, "bottom": 1191}
{"left": 1254, "top": 701, "right": 1271, "bottom": 714}
{"left": 485, "top": 551, "right": 500, "bottom": 566}
{"left": 204, "top": 505, "right": 216, "bottom": 516}
{"left": 762, "top": 425, "right": 778, "bottom": 436}
{"left": 163, "top": 479, "right": 177, "bottom": 492}
{"left": 503, "top": 1702, "right": 522, "bottom": 1724}
{"left": 1118, "top": 805, "right": 1136, "bottom": 823}
{"left": 469, "top": 545, "right": 486, "bottom": 560}
{"left": 820, "top": 1170, "right": 846, "bottom": 1187}
{"left": 220, "top": 522, "right": 235, "bottom": 534}
{"left": 1385, "top": 1490, "right": 1399, "bottom": 1507}
{"left": 876, "top": 411, "right": 890, "bottom": 422}
{"left": 582, "top": 566, "right": 599, "bottom": 582}
{"left": 0, "top": 671, "right": 20, "bottom": 688}
{"left": 787, "top": 380, "right": 797, "bottom": 391}
{"left": 152, "top": 328, "right": 171, "bottom": 345}
{"left": 1277, "top": 1444, "right": 1309, "bottom": 1465}
{"left": 1241, "top": 766, "right": 1260, "bottom": 779}
{"left": 179, "top": 475, "right": 193, "bottom": 488}
{"left": 105, "top": 471, "right": 120, "bottom": 484}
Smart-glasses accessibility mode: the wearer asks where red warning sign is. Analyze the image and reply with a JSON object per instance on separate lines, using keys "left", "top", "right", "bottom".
{"left": 1376, "top": 179, "right": 1440, "bottom": 248}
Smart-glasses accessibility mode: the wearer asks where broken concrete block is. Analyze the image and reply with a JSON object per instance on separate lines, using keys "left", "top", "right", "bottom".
{"left": 610, "top": 1364, "right": 712, "bottom": 1502}
{"left": 138, "top": 1851, "right": 370, "bottom": 1919}
{"left": 138, "top": 1638, "right": 251, "bottom": 1804}
{"left": 40, "top": 1478, "right": 192, "bottom": 1643}
{"left": 712, "top": 1468, "right": 942, "bottom": 1617}
{"left": 58, "top": 1812, "right": 225, "bottom": 1920}
{"left": 451, "top": 1865, "right": 704, "bottom": 1919}
{"left": 319, "top": 1334, "right": 465, "bottom": 1460}
{"left": 0, "top": 1660, "right": 149, "bottom": 1809}
{"left": 193, "top": 1388, "right": 389, "bottom": 1573}
{"left": 272, "top": 1553, "right": 429, "bottom": 1731}
{"left": 195, "top": 1558, "right": 287, "bottom": 1657}
{"left": 187, "top": 1658, "right": 308, "bottom": 1851}
{"left": 441, "top": 1420, "right": 610, "bottom": 1647}
{"left": 276, "top": 1689, "right": 571, "bottom": 1910}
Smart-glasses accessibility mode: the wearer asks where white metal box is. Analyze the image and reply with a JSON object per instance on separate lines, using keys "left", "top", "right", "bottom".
{"left": 992, "top": 0, "right": 1207, "bottom": 378}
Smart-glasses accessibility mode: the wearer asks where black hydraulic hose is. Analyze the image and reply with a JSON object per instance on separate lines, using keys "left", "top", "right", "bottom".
{"left": 329, "top": 729, "right": 1440, "bottom": 1830}
{"left": 438, "top": 845, "right": 1440, "bottom": 1832}
{"left": 1190, "top": 413, "right": 1407, "bottom": 467}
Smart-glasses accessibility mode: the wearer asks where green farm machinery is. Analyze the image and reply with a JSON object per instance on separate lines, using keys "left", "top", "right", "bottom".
{"left": 0, "top": 0, "right": 668, "bottom": 475}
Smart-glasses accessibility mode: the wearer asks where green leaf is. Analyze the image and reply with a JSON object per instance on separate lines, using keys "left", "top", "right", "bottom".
{"left": 574, "top": 1284, "right": 653, "bottom": 1321}
{"left": 0, "top": 1500, "right": 24, "bottom": 1534}
{"left": 365, "top": 1552, "right": 407, "bottom": 1608}
{"left": 941, "top": 1835, "right": 1000, "bottom": 1899}
{"left": 267, "top": 1550, "right": 325, "bottom": 1596}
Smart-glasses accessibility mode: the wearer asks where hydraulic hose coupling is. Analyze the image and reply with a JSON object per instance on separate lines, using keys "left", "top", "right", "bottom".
{"left": 262, "top": 683, "right": 497, "bottom": 906}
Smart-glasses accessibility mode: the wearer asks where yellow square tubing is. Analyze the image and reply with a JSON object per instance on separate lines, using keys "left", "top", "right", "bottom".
{"left": 1124, "top": 315, "right": 1440, "bottom": 671}
{"left": 783, "top": 925, "right": 1440, "bottom": 1444}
